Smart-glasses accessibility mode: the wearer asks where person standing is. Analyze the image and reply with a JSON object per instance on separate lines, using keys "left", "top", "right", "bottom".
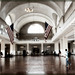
{"left": 65, "top": 49, "right": 71, "bottom": 69}
{"left": 65, "top": 49, "right": 69, "bottom": 68}
{"left": 68, "top": 51, "right": 71, "bottom": 67}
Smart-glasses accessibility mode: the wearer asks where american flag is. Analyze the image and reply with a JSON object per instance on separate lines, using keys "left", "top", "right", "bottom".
{"left": 6, "top": 26, "right": 14, "bottom": 44}
{"left": 44, "top": 22, "right": 52, "bottom": 39}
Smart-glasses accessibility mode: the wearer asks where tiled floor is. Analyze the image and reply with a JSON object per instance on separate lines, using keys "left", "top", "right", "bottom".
{"left": 0, "top": 55, "right": 75, "bottom": 75}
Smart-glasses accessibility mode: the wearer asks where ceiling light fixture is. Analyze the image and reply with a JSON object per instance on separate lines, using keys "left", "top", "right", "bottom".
{"left": 73, "top": 40, "right": 75, "bottom": 44}
{"left": 47, "top": 46, "right": 51, "bottom": 48}
{"left": 25, "top": 2, "right": 33, "bottom": 13}
{"left": 20, "top": 46, "right": 24, "bottom": 48}
{"left": 34, "top": 46, "right": 37, "bottom": 48}
{"left": 25, "top": 8, "right": 33, "bottom": 12}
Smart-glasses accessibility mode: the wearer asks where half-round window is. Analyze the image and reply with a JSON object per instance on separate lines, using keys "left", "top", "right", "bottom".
{"left": 28, "top": 24, "right": 44, "bottom": 34}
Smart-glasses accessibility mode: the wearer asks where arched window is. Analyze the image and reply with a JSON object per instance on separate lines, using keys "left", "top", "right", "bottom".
{"left": 5, "top": 15, "right": 12, "bottom": 26}
{"left": 28, "top": 24, "right": 44, "bottom": 34}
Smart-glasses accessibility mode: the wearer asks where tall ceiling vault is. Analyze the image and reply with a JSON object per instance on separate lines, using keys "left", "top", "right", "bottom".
{"left": 0, "top": 0, "right": 63, "bottom": 33}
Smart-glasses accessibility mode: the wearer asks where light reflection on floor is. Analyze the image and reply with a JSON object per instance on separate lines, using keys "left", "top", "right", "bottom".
{"left": 26, "top": 56, "right": 45, "bottom": 74}
{"left": 0, "top": 55, "right": 75, "bottom": 75}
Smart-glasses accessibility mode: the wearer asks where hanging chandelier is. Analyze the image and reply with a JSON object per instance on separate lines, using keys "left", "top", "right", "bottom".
{"left": 25, "top": 8, "right": 33, "bottom": 12}
{"left": 25, "top": 2, "right": 33, "bottom": 13}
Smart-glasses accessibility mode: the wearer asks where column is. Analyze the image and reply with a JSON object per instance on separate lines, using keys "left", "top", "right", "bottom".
{"left": 27, "top": 43, "right": 29, "bottom": 55}
{"left": 73, "top": 27, "right": 75, "bottom": 54}
{"left": 60, "top": 37, "right": 68, "bottom": 55}
{"left": 60, "top": 38, "right": 63, "bottom": 55}
{"left": 62, "top": 37, "right": 68, "bottom": 55}
{"left": 63, "top": 37, "right": 68, "bottom": 50}
{"left": 10, "top": 43, "right": 16, "bottom": 69}
{"left": 1, "top": 40, "right": 5, "bottom": 57}
{"left": 54, "top": 41, "right": 59, "bottom": 54}
{"left": 10, "top": 43, "right": 16, "bottom": 55}
{"left": 41, "top": 43, "right": 43, "bottom": 52}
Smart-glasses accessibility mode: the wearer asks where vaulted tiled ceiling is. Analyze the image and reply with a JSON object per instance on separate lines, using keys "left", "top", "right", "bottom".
{"left": 0, "top": 0, "right": 63, "bottom": 32}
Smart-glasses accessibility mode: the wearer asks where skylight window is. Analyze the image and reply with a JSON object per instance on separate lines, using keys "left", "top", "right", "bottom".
{"left": 28, "top": 24, "right": 44, "bottom": 34}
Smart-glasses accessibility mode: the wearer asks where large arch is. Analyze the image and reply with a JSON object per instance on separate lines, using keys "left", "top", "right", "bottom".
{"left": 14, "top": 13, "right": 54, "bottom": 32}
{"left": 0, "top": 1, "right": 63, "bottom": 20}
